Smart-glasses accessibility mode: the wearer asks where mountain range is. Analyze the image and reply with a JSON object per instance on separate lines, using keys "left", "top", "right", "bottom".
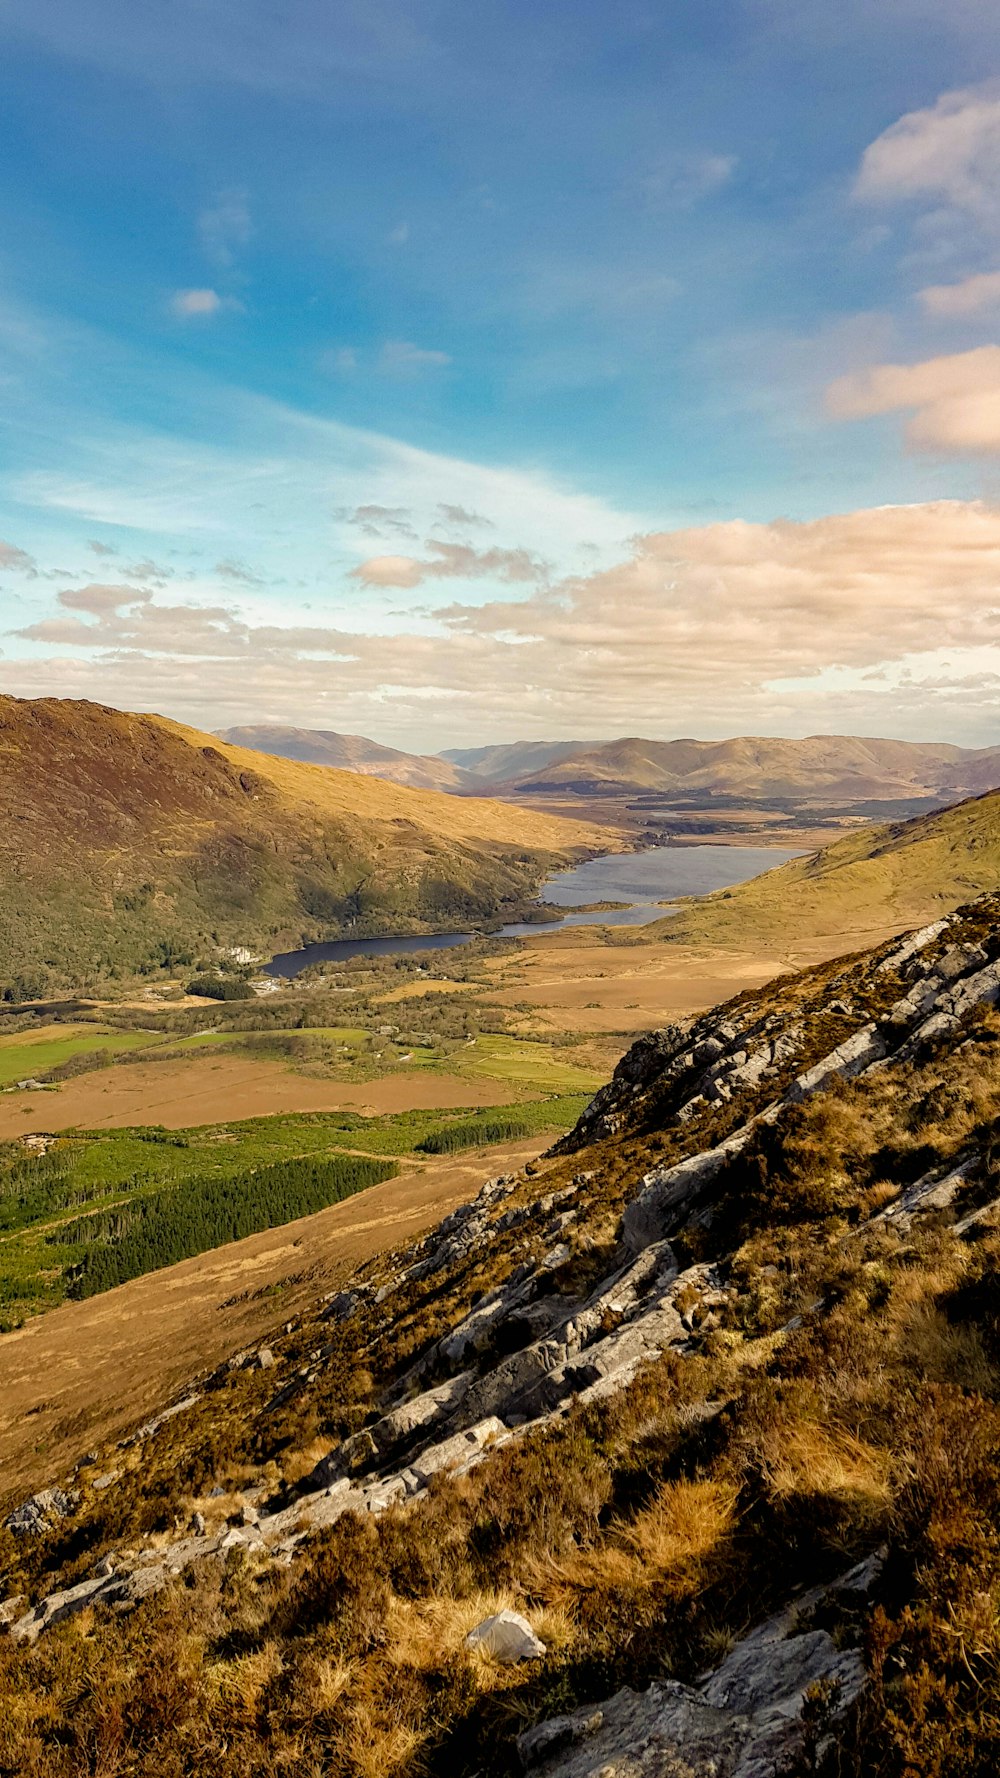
{"left": 228, "top": 725, "right": 1000, "bottom": 809}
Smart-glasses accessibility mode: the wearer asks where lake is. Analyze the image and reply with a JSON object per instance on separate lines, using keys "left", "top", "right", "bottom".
{"left": 265, "top": 841, "right": 803, "bottom": 977}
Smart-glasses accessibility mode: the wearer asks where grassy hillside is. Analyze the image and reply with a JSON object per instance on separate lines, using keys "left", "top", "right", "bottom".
{"left": 659, "top": 785, "right": 1000, "bottom": 952}
{"left": 0, "top": 698, "right": 609, "bottom": 993}
{"left": 218, "top": 724, "right": 478, "bottom": 792}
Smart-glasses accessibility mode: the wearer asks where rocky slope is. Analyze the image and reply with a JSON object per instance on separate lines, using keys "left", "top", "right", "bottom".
{"left": 0, "top": 697, "right": 607, "bottom": 991}
{"left": 5, "top": 893, "right": 1000, "bottom": 1771}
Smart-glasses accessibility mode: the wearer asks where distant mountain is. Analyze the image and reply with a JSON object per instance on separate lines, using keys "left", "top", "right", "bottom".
{"left": 0, "top": 698, "right": 606, "bottom": 992}
{"left": 440, "top": 739, "right": 595, "bottom": 783}
{"left": 459, "top": 734, "right": 1000, "bottom": 805}
{"left": 662, "top": 784, "right": 1000, "bottom": 953}
{"left": 218, "top": 724, "right": 479, "bottom": 793}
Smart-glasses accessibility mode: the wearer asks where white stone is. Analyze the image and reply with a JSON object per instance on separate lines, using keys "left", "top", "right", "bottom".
{"left": 466, "top": 1609, "right": 546, "bottom": 1662}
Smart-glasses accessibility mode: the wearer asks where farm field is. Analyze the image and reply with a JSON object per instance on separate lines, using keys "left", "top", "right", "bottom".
{"left": 0, "top": 1025, "right": 160, "bottom": 1086}
{"left": 0, "top": 1056, "right": 525, "bottom": 1139}
{"left": 0, "top": 1095, "right": 589, "bottom": 1327}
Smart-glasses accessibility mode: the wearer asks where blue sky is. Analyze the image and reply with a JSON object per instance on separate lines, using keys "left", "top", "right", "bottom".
{"left": 2, "top": 0, "right": 1000, "bottom": 746}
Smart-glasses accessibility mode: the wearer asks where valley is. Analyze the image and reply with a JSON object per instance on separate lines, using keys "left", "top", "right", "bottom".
{"left": 4, "top": 701, "right": 1000, "bottom": 1778}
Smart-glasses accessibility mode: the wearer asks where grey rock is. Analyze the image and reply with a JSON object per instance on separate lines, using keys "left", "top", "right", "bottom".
{"left": 4, "top": 1488, "right": 75, "bottom": 1536}
{"left": 516, "top": 1601, "right": 865, "bottom": 1776}
{"left": 466, "top": 1609, "right": 546, "bottom": 1662}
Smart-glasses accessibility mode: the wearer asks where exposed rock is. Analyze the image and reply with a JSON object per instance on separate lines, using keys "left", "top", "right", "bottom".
{"left": 517, "top": 1603, "right": 865, "bottom": 1775}
{"left": 4, "top": 1488, "right": 76, "bottom": 1537}
{"left": 466, "top": 1609, "right": 546, "bottom": 1662}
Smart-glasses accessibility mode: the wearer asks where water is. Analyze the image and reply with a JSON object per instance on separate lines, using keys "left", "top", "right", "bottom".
{"left": 265, "top": 842, "right": 803, "bottom": 978}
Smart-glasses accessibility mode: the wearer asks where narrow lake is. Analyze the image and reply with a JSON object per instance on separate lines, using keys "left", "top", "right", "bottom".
{"left": 265, "top": 841, "right": 803, "bottom": 978}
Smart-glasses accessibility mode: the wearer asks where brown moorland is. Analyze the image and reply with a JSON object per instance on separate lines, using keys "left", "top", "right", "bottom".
{"left": 0, "top": 1055, "right": 521, "bottom": 1139}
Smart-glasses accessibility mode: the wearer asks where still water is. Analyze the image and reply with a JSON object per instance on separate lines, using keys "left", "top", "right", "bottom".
{"left": 265, "top": 842, "right": 802, "bottom": 978}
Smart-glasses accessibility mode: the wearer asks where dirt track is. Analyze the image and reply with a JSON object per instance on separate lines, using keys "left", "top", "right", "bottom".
{"left": 0, "top": 1138, "right": 549, "bottom": 1503}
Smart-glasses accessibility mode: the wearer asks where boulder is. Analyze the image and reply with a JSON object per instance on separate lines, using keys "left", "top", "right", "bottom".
{"left": 466, "top": 1609, "right": 546, "bottom": 1662}
{"left": 4, "top": 1488, "right": 75, "bottom": 1536}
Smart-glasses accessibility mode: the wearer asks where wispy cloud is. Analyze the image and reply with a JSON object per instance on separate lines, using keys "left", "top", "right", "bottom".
{"left": 0, "top": 540, "right": 37, "bottom": 574}
{"left": 198, "top": 189, "right": 252, "bottom": 268}
{"left": 436, "top": 503, "right": 493, "bottom": 529}
{"left": 170, "top": 288, "right": 239, "bottom": 320}
{"left": 337, "top": 504, "right": 417, "bottom": 539}
{"left": 7, "top": 501, "right": 1000, "bottom": 746}
{"left": 378, "top": 339, "right": 451, "bottom": 375}
{"left": 639, "top": 150, "right": 737, "bottom": 209}
{"left": 351, "top": 540, "right": 549, "bottom": 588}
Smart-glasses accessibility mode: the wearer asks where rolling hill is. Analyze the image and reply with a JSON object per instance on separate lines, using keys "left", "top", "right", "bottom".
{"left": 0, "top": 697, "right": 609, "bottom": 993}
{"left": 472, "top": 733, "right": 1000, "bottom": 804}
{"left": 218, "top": 724, "right": 478, "bottom": 793}
{"left": 659, "top": 784, "right": 1000, "bottom": 953}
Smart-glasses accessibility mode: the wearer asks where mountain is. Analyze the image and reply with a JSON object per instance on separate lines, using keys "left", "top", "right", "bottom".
{"left": 219, "top": 729, "right": 1000, "bottom": 811}
{"left": 661, "top": 785, "right": 1000, "bottom": 953}
{"left": 440, "top": 738, "right": 595, "bottom": 782}
{"left": 6, "top": 894, "right": 1000, "bottom": 1775}
{"left": 218, "top": 723, "right": 479, "bottom": 793}
{"left": 480, "top": 733, "right": 1000, "bottom": 803}
{"left": 0, "top": 697, "right": 607, "bottom": 993}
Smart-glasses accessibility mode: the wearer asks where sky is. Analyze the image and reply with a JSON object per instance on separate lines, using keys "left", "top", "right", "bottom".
{"left": 2, "top": 0, "right": 1000, "bottom": 749}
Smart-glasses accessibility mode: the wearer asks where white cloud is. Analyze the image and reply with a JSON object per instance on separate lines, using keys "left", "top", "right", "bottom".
{"left": 856, "top": 84, "right": 1000, "bottom": 222}
{"left": 8, "top": 500, "right": 1000, "bottom": 747}
{"left": 918, "top": 269, "right": 1000, "bottom": 316}
{"left": 351, "top": 541, "right": 548, "bottom": 588}
{"left": 171, "top": 288, "right": 225, "bottom": 319}
{"left": 826, "top": 346, "right": 1000, "bottom": 451}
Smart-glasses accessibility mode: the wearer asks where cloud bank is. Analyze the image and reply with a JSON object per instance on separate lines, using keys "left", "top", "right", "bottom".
{"left": 5, "top": 499, "right": 1000, "bottom": 746}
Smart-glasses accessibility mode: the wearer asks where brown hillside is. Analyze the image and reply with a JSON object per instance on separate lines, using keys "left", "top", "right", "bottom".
{"left": 0, "top": 697, "right": 611, "bottom": 991}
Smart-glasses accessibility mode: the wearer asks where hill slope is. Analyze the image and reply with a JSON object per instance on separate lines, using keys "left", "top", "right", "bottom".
{"left": 219, "top": 723, "right": 478, "bottom": 792}
{"left": 6, "top": 898, "right": 1000, "bottom": 1774}
{"left": 490, "top": 732, "right": 1000, "bottom": 803}
{"left": 658, "top": 785, "right": 1000, "bottom": 953}
{"left": 0, "top": 697, "right": 608, "bottom": 992}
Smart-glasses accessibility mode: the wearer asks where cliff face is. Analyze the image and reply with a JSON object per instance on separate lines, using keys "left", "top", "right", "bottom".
{"left": 6, "top": 893, "right": 1000, "bottom": 1772}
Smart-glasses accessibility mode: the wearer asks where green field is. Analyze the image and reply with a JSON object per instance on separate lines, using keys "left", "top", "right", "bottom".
{"left": 0, "top": 1028, "right": 160, "bottom": 1087}
{"left": 450, "top": 1033, "right": 603, "bottom": 1092}
{"left": 0, "top": 1092, "right": 590, "bottom": 1327}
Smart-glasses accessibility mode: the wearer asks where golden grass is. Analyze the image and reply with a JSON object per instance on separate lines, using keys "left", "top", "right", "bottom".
{"left": 167, "top": 716, "right": 612, "bottom": 854}
{"left": 760, "top": 1422, "right": 892, "bottom": 1517}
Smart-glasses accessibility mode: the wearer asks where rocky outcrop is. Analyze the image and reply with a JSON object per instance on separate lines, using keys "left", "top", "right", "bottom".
{"left": 517, "top": 1558, "right": 879, "bottom": 1776}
